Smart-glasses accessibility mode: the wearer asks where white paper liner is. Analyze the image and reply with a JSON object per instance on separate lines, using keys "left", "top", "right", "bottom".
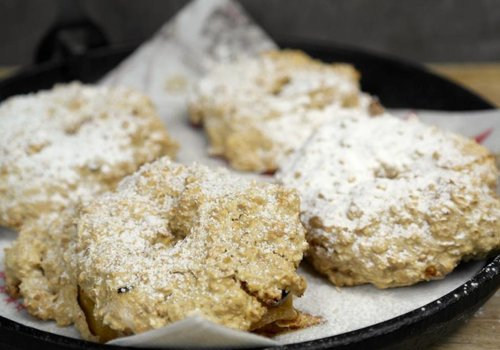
{"left": 1, "top": 0, "right": 499, "bottom": 348}
{"left": 101, "top": 0, "right": 275, "bottom": 177}
{"left": 107, "top": 315, "right": 278, "bottom": 348}
{"left": 0, "top": 227, "right": 488, "bottom": 347}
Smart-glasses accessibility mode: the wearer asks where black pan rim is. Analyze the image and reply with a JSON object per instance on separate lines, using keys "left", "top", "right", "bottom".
{"left": 278, "top": 39, "right": 495, "bottom": 111}
{"left": 0, "top": 42, "right": 498, "bottom": 350}
{"left": 0, "top": 256, "right": 498, "bottom": 350}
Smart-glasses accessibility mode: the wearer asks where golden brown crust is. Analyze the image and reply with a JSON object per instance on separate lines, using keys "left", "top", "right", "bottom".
{"left": 189, "top": 50, "right": 379, "bottom": 173}
{"left": 0, "top": 82, "right": 177, "bottom": 229}
{"left": 75, "top": 158, "right": 308, "bottom": 341}
{"left": 3, "top": 83, "right": 177, "bottom": 341}
{"left": 280, "top": 114, "right": 500, "bottom": 288}
{"left": 4, "top": 210, "right": 98, "bottom": 341}
{"left": 254, "top": 310, "right": 324, "bottom": 337}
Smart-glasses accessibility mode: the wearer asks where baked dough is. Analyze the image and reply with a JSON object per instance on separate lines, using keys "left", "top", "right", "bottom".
{"left": 279, "top": 113, "right": 500, "bottom": 288}
{"left": 0, "top": 82, "right": 177, "bottom": 229}
{"left": 74, "top": 158, "right": 308, "bottom": 341}
{"left": 3, "top": 83, "right": 177, "bottom": 341}
{"left": 189, "top": 50, "right": 382, "bottom": 173}
{"left": 4, "top": 209, "right": 97, "bottom": 341}
{"left": 6, "top": 158, "right": 308, "bottom": 342}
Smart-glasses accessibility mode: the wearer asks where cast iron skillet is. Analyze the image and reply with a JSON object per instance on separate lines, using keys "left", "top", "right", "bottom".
{"left": 0, "top": 42, "right": 498, "bottom": 350}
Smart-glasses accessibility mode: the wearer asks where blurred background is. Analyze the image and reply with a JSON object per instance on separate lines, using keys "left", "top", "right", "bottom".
{"left": 0, "top": 0, "right": 499, "bottom": 65}
{"left": 0, "top": 0, "right": 498, "bottom": 106}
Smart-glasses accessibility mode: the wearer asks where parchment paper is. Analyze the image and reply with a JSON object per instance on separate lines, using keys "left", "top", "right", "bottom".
{"left": 1, "top": 0, "right": 498, "bottom": 347}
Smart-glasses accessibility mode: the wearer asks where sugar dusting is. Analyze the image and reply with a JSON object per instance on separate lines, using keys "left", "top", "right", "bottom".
{"left": 75, "top": 158, "right": 307, "bottom": 334}
{"left": 0, "top": 82, "right": 175, "bottom": 224}
{"left": 279, "top": 112, "right": 499, "bottom": 287}
{"left": 0, "top": 0, "right": 499, "bottom": 346}
{"left": 190, "top": 50, "right": 376, "bottom": 167}
{"left": 281, "top": 113, "right": 496, "bottom": 230}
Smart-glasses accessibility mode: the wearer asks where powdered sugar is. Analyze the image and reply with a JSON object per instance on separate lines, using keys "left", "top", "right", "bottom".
{"left": 191, "top": 53, "right": 360, "bottom": 114}
{"left": 189, "top": 50, "right": 377, "bottom": 171}
{"left": 0, "top": 82, "right": 176, "bottom": 227}
{"left": 75, "top": 158, "right": 307, "bottom": 337}
{"left": 279, "top": 112, "right": 500, "bottom": 287}
{"left": 281, "top": 113, "right": 494, "bottom": 229}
